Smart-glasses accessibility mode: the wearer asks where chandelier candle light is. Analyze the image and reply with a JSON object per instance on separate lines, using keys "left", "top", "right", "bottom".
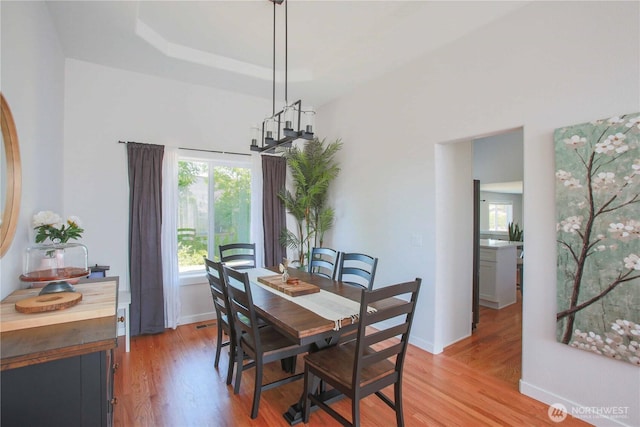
{"left": 250, "top": 0, "right": 315, "bottom": 153}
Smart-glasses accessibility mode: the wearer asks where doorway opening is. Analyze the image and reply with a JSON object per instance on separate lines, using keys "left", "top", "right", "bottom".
{"left": 473, "top": 128, "right": 523, "bottom": 324}
{"left": 435, "top": 126, "right": 524, "bottom": 390}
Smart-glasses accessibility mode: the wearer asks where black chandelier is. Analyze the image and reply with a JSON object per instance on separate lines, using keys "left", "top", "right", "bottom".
{"left": 250, "top": 0, "right": 315, "bottom": 154}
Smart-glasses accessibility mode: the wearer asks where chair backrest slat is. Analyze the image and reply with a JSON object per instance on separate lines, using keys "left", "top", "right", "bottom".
{"left": 352, "top": 278, "right": 421, "bottom": 388}
{"left": 337, "top": 252, "right": 378, "bottom": 290}
{"left": 361, "top": 343, "right": 403, "bottom": 367}
{"left": 222, "top": 265, "right": 261, "bottom": 354}
{"left": 363, "top": 323, "right": 409, "bottom": 348}
{"left": 219, "top": 243, "right": 257, "bottom": 269}
{"left": 204, "top": 258, "right": 231, "bottom": 318}
{"left": 308, "top": 247, "right": 340, "bottom": 280}
{"left": 365, "top": 301, "right": 414, "bottom": 325}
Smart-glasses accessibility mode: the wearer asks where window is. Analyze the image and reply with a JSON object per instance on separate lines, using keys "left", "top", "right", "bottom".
{"left": 488, "top": 202, "right": 513, "bottom": 232}
{"left": 177, "top": 156, "right": 252, "bottom": 274}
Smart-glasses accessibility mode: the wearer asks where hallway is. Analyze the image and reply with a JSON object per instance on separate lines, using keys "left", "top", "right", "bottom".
{"left": 444, "top": 292, "right": 523, "bottom": 388}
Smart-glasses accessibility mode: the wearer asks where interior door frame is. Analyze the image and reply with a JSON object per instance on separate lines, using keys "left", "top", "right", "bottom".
{"left": 473, "top": 179, "right": 480, "bottom": 330}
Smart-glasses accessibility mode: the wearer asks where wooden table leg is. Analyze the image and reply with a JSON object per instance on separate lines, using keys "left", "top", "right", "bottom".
{"left": 282, "top": 329, "right": 353, "bottom": 425}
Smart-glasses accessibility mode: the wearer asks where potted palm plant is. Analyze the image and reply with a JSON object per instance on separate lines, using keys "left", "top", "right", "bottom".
{"left": 279, "top": 138, "right": 342, "bottom": 267}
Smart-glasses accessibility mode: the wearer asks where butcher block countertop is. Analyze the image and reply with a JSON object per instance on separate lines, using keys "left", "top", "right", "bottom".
{"left": 0, "top": 277, "right": 119, "bottom": 371}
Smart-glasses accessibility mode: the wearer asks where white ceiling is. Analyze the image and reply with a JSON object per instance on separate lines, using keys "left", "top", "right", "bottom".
{"left": 46, "top": 0, "right": 529, "bottom": 108}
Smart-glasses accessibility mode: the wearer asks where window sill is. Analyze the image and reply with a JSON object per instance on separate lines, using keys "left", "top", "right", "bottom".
{"left": 179, "top": 270, "right": 207, "bottom": 287}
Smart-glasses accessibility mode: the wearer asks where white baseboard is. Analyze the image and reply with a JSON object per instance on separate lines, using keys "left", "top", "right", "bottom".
{"left": 520, "top": 380, "right": 634, "bottom": 427}
{"left": 178, "top": 312, "right": 215, "bottom": 326}
{"left": 409, "top": 335, "right": 441, "bottom": 354}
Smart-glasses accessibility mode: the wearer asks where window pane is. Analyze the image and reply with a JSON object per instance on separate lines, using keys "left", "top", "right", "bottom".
{"left": 488, "top": 202, "right": 513, "bottom": 232}
{"left": 178, "top": 161, "right": 209, "bottom": 273}
{"left": 213, "top": 166, "right": 251, "bottom": 252}
{"left": 177, "top": 160, "right": 252, "bottom": 274}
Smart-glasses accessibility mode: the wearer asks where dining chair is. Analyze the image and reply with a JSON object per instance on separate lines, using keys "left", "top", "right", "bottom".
{"left": 204, "top": 257, "right": 237, "bottom": 385}
{"left": 303, "top": 278, "right": 422, "bottom": 427}
{"left": 308, "top": 247, "right": 340, "bottom": 280}
{"left": 337, "top": 252, "right": 378, "bottom": 290}
{"left": 219, "top": 243, "right": 256, "bottom": 269}
{"left": 222, "top": 265, "right": 313, "bottom": 419}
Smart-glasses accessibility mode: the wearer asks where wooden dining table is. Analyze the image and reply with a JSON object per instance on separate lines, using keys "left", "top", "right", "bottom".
{"left": 249, "top": 267, "right": 362, "bottom": 342}
{"left": 244, "top": 266, "right": 397, "bottom": 425}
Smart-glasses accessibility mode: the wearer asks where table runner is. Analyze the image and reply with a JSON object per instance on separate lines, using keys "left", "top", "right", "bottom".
{"left": 246, "top": 268, "right": 374, "bottom": 330}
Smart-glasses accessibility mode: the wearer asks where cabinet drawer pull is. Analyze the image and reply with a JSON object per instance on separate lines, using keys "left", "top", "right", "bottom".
{"left": 112, "top": 362, "right": 120, "bottom": 371}
{"left": 118, "top": 316, "right": 125, "bottom": 323}
{"left": 110, "top": 397, "right": 118, "bottom": 405}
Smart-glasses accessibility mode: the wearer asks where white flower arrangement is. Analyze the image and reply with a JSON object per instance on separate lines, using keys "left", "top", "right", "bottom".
{"left": 33, "top": 210, "right": 84, "bottom": 244}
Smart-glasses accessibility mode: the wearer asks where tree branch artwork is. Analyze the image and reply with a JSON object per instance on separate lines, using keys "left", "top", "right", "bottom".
{"left": 554, "top": 113, "right": 640, "bottom": 366}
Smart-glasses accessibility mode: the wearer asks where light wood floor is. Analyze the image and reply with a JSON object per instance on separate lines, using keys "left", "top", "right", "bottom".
{"left": 443, "top": 293, "right": 523, "bottom": 388}
{"left": 113, "top": 293, "right": 587, "bottom": 426}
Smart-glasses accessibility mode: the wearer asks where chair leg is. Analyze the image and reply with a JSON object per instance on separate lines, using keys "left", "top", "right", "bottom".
{"left": 395, "top": 382, "right": 404, "bottom": 427}
{"left": 214, "top": 325, "right": 223, "bottom": 368}
{"left": 234, "top": 346, "right": 244, "bottom": 394}
{"left": 352, "top": 397, "right": 360, "bottom": 427}
{"left": 250, "top": 359, "right": 263, "bottom": 419}
{"left": 226, "top": 341, "right": 235, "bottom": 385}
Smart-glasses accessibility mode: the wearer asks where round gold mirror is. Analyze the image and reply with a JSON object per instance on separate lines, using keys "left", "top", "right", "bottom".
{"left": 1, "top": 93, "right": 22, "bottom": 257}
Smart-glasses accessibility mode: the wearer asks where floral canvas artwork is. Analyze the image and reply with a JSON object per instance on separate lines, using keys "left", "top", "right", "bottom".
{"left": 555, "top": 113, "right": 640, "bottom": 366}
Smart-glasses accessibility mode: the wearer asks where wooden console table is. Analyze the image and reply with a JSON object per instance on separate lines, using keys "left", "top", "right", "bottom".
{"left": 1, "top": 277, "right": 119, "bottom": 427}
{"left": 80, "top": 271, "right": 130, "bottom": 352}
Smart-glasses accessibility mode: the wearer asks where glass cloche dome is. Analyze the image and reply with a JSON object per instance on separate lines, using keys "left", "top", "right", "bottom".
{"left": 20, "top": 242, "right": 89, "bottom": 294}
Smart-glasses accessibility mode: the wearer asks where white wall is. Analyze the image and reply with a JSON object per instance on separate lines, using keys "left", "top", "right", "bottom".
{"left": 474, "top": 128, "right": 524, "bottom": 184}
{"left": 0, "top": 1, "right": 65, "bottom": 299}
{"left": 318, "top": 2, "right": 639, "bottom": 425}
{"left": 63, "top": 59, "right": 271, "bottom": 322}
{"left": 435, "top": 139, "right": 474, "bottom": 349}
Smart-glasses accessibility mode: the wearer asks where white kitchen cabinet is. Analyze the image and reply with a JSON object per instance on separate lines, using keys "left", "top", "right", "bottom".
{"left": 479, "top": 239, "right": 518, "bottom": 309}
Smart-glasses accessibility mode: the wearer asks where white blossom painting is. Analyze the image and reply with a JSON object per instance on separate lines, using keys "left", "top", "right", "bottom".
{"left": 555, "top": 113, "right": 640, "bottom": 366}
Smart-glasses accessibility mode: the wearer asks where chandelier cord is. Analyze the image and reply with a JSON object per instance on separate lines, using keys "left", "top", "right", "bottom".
{"left": 285, "top": 0, "right": 288, "bottom": 106}
{"left": 251, "top": 0, "right": 313, "bottom": 153}
{"left": 272, "top": 0, "right": 276, "bottom": 118}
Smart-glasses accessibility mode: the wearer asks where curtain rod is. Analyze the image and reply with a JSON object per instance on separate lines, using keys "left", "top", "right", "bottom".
{"left": 117, "top": 141, "right": 250, "bottom": 157}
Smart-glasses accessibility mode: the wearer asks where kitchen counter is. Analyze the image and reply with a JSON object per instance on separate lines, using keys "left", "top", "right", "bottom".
{"left": 479, "top": 240, "right": 518, "bottom": 309}
{"left": 480, "top": 238, "right": 522, "bottom": 248}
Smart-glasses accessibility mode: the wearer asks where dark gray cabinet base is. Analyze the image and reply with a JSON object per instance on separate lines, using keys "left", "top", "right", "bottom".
{"left": 1, "top": 350, "right": 113, "bottom": 427}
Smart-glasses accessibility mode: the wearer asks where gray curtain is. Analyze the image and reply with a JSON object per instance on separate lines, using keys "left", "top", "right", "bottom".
{"left": 127, "top": 142, "right": 165, "bottom": 335}
{"left": 262, "top": 155, "right": 287, "bottom": 267}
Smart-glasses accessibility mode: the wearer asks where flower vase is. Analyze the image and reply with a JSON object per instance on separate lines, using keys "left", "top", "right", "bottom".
{"left": 55, "top": 248, "right": 65, "bottom": 269}
{"left": 39, "top": 254, "right": 57, "bottom": 271}
{"left": 37, "top": 247, "right": 65, "bottom": 270}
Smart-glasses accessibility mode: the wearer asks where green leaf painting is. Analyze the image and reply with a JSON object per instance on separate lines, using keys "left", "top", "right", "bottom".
{"left": 555, "top": 113, "right": 640, "bottom": 366}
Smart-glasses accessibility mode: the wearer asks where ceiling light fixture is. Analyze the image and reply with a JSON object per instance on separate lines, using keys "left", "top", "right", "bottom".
{"left": 250, "top": 0, "right": 315, "bottom": 154}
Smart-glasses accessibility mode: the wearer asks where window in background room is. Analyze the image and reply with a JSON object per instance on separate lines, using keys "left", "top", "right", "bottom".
{"left": 178, "top": 157, "right": 251, "bottom": 274}
{"left": 488, "top": 202, "right": 513, "bottom": 232}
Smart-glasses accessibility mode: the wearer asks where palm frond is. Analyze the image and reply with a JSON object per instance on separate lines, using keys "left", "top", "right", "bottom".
{"left": 280, "top": 137, "right": 342, "bottom": 265}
